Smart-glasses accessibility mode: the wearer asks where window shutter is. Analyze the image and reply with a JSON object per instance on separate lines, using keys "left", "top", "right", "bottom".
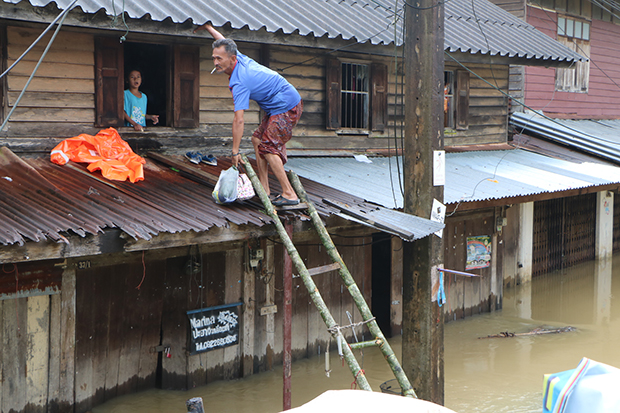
{"left": 371, "top": 63, "right": 388, "bottom": 132}
{"left": 326, "top": 58, "right": 341, "bottom": 130}
{"left": 456, "top": 70, "right": 469, "bottom": 130}
{"left": 173, "top": 45, "right": 200, "bottom": 128}
{"left": 95, "top": 38, "right": 124, "bottom": 127}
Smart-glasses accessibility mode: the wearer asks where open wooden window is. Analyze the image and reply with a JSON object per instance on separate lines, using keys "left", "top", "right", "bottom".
{"left": 95, "top": 39, "right": 199, "bottom": 128}
{"left": 555, "top": 17, "right": 590, "bottom": 93}
{"left": 444, "top": 70, "right": 469, "bottom": 131}
{"left": 326, "top": 58, "right": 388, "bottom": 132}
{"left": 173, "top": 45, "right": 200, "bottom": 128}
{"left": 455, "top": 70, "right": 470, "bottom": 131}
{"left": 95, "top": 38, "right": 124, "bottom": 127}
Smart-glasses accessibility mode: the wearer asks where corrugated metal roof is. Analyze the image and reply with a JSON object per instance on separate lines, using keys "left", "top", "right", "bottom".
{"left": 511, "top": 111, "right": 620, "bottom": 164}
{"left": 0, "top": 148, "right": 441, "bottom": 246}
{"left": 286, "top": 149, "right": 620, "bottom": 208}
{"left": 3, "top": 0, "right": 584, "bottom": 63}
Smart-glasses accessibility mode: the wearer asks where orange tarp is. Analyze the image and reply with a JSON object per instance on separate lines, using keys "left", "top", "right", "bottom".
{"left": 50, "top": 128, "right": 145, "bottom": 183}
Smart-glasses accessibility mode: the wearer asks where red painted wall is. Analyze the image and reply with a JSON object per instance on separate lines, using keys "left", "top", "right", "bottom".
{"left": 525, "top": 6, "right": 620, "bottom": 119}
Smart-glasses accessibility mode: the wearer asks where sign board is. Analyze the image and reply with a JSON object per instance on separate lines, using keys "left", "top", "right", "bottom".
{"left": 187, "top": 302, "right": 242, "bottom": 355}
{"left": 466, "top": 235, "right": 492, "bottom": 270}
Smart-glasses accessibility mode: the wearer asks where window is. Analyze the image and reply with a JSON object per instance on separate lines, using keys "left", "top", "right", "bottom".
{"left": 326, "top": 59, "right": 387, "bottom": 132}
{"left": 444, "top": 70, "right": 469, "bottom": 131}
{"left": 341, "top": 63, "right": 369, "bottom": 129}
{"left": 555, "top": 17, "right": 590, "bottom": 92}
{"left": 529, "top": 0, "right": 591, "bottom": 18}
{"left": 95, "top": 38, "right": 200, "bottom": 128}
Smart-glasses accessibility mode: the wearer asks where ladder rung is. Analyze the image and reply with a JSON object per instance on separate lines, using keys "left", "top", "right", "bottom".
{"left": 350, "top": 339, "right": 383, "bottom": 350}
{"left": 308, "top": 262, "right": 341, "bottom": 276}
{"left": 275, "top": 202, "right": 307, "bottom": 211}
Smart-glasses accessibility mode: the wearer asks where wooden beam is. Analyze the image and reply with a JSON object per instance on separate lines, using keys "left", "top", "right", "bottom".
{"left": 146, "top": 152, "right": 218, "bottom": 185}
{"left": 446, "top": 183, "right": 620, "bottom": 213}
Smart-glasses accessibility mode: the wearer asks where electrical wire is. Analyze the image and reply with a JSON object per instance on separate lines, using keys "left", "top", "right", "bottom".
{"left": 0, "top": 0, "right": 79, "bottom": 81}
{"left": 111, "top": 0, "right": 130, "bottom": 43}
{"left": 0, "top": 1, "right": 75, "bottom": 132}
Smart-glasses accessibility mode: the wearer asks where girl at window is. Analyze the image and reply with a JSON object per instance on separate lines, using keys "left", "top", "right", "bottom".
{"left": 124, "top": 69, "right": 159, "bottom": 131}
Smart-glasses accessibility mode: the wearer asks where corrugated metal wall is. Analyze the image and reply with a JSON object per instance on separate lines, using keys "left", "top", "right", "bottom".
{"left": 532, "top": 194, "right": 596, "bottom": 277}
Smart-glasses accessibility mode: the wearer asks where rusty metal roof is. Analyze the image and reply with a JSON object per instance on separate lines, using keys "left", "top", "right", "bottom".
{"left": 2, "top": 0, "right": 584, "bottom": 64}
{"left": 0, "top": 148, "right": 442, "bottom": 246}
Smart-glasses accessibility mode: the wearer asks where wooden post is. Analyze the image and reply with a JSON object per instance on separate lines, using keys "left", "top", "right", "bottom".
{"left": 186, "top": 397, "right": 205, "bottom": 413}
{"left": 283, "top": 220, "right": 293, "bottom": 410}
{"left": 402, "top": 0, "right": 445, "bottom": 404}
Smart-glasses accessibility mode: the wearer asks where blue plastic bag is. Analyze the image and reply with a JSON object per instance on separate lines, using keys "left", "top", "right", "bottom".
{"left": 212, "top": 167, "right": 239, "bottom": 204}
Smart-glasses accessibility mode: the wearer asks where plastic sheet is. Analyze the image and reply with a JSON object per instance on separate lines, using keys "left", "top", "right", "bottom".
{"left": 50, "top": 127, "right": 145, "bottom": 183}
{"left": 543, "top": 357, "right": 620, "bottom": 413}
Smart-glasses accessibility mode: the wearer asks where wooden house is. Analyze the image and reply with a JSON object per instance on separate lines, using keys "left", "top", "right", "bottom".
{"left": 0, "top": 0, "right": 600, "bottom": 412}
{"left": 491, "top": 0, "right": 620, "bottom": 119}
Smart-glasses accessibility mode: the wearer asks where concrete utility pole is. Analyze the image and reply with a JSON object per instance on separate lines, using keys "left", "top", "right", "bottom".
{"left": 402, "top": 0, "right": 445, "bottom": 404}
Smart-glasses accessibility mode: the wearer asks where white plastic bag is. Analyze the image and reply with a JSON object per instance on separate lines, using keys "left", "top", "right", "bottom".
{"left": 212, "top": 167, "right": 239, "bottom": 204}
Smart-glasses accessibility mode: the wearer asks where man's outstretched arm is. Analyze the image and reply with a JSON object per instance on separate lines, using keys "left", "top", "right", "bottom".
{"left": 194, "top": 22, "right": 225, "bottom": 40}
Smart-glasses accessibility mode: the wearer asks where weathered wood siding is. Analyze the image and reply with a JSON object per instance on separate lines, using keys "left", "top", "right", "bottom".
{"left": 442, "top": 209, "right": 502, "bottom": 321}
{"left": 444, "top": 63, "right": 510, "bottom": 146}
{"left": 525, "top": 7, "right": 620, "bottom": 118}
{"left": 2, "top": 23, "right": 510, "bottom": 149}
{"left": 0, "top": 234, "right": 371, "bottom": 413}
{"left": 5, "top": 26, "right": 96, "bottom": 137}
{"left": 0, "top": 262, "right": 75, "bottom": 413}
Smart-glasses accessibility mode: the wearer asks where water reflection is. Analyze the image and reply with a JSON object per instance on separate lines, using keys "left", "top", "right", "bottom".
{"left": 93, "top": 255, "right": 620, "bottom": 413}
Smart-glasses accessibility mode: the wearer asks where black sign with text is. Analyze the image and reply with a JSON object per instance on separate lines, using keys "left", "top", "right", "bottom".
{"left": 187, "top": 303, "right": 242, "bottom": 355}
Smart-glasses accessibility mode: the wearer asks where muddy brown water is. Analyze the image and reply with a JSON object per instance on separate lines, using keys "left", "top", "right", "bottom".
{"left": 93, "top": 256, "right": 620, "bottom": 413}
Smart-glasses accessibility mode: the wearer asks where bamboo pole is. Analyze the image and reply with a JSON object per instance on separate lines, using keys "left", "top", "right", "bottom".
{"left": 241, "top": 156, "right": 372, "bottom": 391}
{"left": 288, "top": 172, "right": 417, "bottom": 399}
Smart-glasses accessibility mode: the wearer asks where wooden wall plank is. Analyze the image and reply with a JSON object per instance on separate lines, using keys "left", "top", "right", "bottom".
{"left": 291, "top": 244, "right": 309, "bottom": 360}
{"left": 223, "top": 247, "right": 243, "bottom": 379}
{"left": 262, "top": 240, "right": 276, "bottom": 371}
{"left": 8, "top": 91, "right": 94, "bottom": 108}
{"left": 390, "top": 237, "right": 403, "bottom": 336}
{"left": 2, "top": 298, "right": 28, "bottom": 413}
{"left": 242, "top": 252, "right": 255, "bottom": 377}
{"left": 74, "top": 267, "right": 96, "bottom": 412}
{"left": 26, "top": 295, "right": 50, "bottom": 411}
{"left": 116, "top": 263, "right": 147, "bottom": 396}
{"left": 204, "top": 251, "right": 226, "bottom": 385}
{"left": 58, "top": 267, "right": 76, "bottom": 410}
{"left": 161, "top": 256, "right": 189, "bottom": 390}
{"left": 305, "top": 242, "right": 322, "bottom": 358}
{"left": 136, "top": 258, "right": 165, "bottom": 392}
{"left": 103, "top": 267, "right": 124, "bottom": 402}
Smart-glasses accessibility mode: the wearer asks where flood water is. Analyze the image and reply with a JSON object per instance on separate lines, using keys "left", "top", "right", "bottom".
{"left": 93, "top": 255, "right": 620, "bottom": 413}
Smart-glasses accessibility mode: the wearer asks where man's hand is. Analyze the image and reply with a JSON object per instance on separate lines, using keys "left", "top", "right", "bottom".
{"left": 193, "top": 22, "right": 225, "bottom": 40}
{"left": 193, "top": 22, "right": 211, "bottom": 34}
{"left": 232, "top": 153, "right": 245, "bottom": 167}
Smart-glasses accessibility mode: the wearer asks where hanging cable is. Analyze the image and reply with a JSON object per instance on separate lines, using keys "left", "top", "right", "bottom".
{"left": 0, "top": 1, "right": 74, "bottom": 132}
{"left": 111, "top": 0, "right": 130, "bottom": 43}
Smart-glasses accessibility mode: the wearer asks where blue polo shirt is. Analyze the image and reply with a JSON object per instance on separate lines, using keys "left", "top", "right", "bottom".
{"left": 229, "top": 53, "right": 301, "bottom": 116}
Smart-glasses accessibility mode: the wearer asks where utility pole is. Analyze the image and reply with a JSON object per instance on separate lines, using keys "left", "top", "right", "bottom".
{"left": 402, "top": 0, "right": 445, "bottom": 404}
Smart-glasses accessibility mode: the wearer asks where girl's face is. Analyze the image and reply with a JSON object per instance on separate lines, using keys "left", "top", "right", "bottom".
{"left": 128, "top": 70, "right": 142, "bottom": 89}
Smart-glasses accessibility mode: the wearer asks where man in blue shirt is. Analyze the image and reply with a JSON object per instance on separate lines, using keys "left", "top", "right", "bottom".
{"left": 195, "top": 23, "right": 303, "bottom": 206}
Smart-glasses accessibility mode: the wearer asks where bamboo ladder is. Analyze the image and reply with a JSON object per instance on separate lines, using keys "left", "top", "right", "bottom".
{"left": 241, "top": 155, "right": 417, "bottom": 398}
